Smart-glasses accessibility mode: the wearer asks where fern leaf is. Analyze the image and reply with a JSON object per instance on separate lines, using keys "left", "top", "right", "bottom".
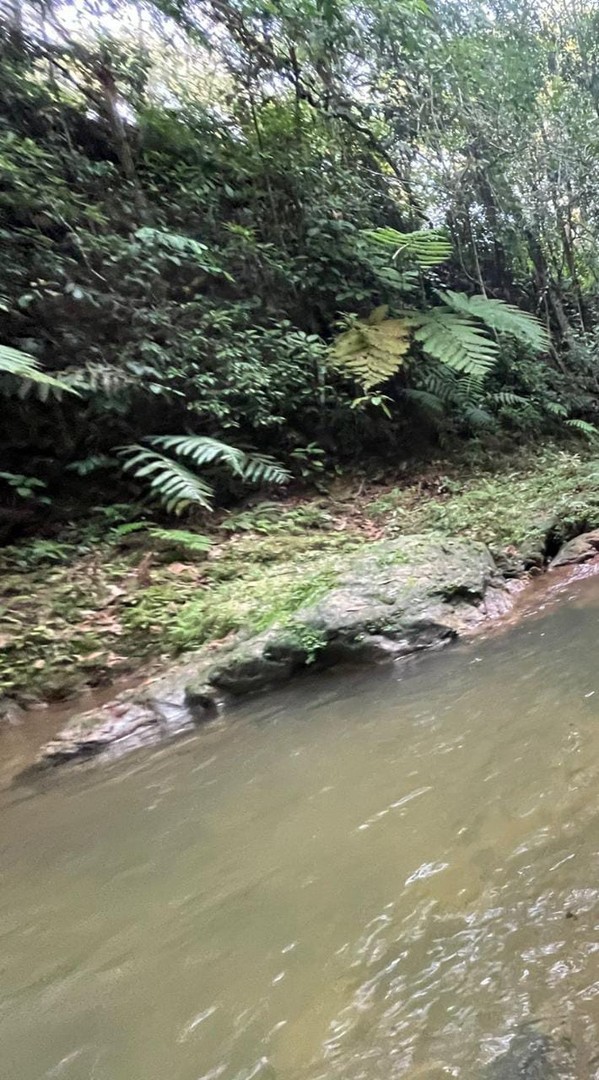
{"left": 565, "top": 419, "right": 598, "bottom": 438}
{"left": 0, "top": 345, "right": 77, "bottom": 394}
{"left": 149, "top": 436, "right": 290, "bottom": 485}
{"left": 120, "top": 446, "right": 214, "bottom": 515}
{"left": 440, "top": 291, "right": 549, "bottom": 352}
{"left": 413, "top": 358, "right": 461, "bottom": 402}
{"left": 492, "top": 391, "right": 531, "bottom": 407}
{"left": 150, "top": 435, "right": 247, "bottom": 475}
{"left": 545, "top": 401, "right": 568, "bottom": 417}
{"left": 331, "top": 316, "right": 413, "bottom": 390}
{"left": 402, "top": 388, "right": 445, "bottom": 414}
{"left": 413, "top": 311, "right": 498, "bottom": 376}
{"left": 363, "top": 228, "right": 452, "bottom": 267}
{"left": 240, "top": 453, "right": 291, "bottom": 484}
{"left": 62, "top": 364, "right": 136, "bottom": 396}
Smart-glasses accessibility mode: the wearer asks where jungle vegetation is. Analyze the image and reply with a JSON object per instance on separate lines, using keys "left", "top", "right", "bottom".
{"left": 2, "top": 0, "right": 599, "bottom": 529}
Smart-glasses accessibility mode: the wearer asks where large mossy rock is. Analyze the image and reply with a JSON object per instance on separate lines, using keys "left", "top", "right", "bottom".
{"left": 30, "top": 536, "right": 504, "bottom": 771}
{"left": 192, "top": 535, "right": 498, "bottom": 695}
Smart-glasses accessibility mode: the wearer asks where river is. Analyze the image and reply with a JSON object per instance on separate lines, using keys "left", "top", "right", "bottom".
{"left": 1, "top": 568, "right": 598, "bottom": 1079}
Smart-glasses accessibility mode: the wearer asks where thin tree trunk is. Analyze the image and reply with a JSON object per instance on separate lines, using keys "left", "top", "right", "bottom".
{"left": 96, "top": 62, "right": 148, "bottom": 221}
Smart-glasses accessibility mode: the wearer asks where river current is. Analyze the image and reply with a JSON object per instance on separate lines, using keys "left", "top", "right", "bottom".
{"left": 1, "top": 569, "right": 598, "bottom": 1078}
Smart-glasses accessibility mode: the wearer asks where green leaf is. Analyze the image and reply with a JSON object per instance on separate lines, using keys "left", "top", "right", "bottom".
{"left": 363, "top": 228, "right": 452, "bottom": 267}
{"left": 413, "top": 310, "right": 498, "bottom": 376}
{"left": 331, "top": 315, "right": 413, "bottom": 390}
{"left": 120, "top": 446, "right": 214, "bottom": 515}
{"left": 565, "top": 419, "right": 598, "bottom": 438}
{"left": 0, "top": 345, "right": 78, "bottom": 395}
{"left": 439, "top": 291, "right": 550, "bottom": 352}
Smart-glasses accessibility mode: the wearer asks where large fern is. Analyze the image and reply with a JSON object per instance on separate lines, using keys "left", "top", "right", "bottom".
{"left": 121, "top": 436, "right": 290, "bottom": 516}
{"left": 333, "top": 229, "right": 550, "bottom": 398}
{"left": 121, "top": 447, "right": 215, "bottom": 515}
{"left": 331, "top": 295, "right": 549, "bottom": 392}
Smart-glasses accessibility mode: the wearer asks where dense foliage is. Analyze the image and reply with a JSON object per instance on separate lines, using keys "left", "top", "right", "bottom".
{"left": 2, "top": 0, "right": 599, "bottom": 526}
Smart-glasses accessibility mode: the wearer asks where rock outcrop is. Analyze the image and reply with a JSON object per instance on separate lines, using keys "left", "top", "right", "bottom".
{"left": 550, "top": 528, "right": 599, "bottom": 568}
{"left": 31, "top": 535, "right": 508, "bottom": 771}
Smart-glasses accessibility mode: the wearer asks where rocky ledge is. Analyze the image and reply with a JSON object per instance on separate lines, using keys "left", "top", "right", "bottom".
{"left": 29, "top": 534, "right": 514, "bottom": 771}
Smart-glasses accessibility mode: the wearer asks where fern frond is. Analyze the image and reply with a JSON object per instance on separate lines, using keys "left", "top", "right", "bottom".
{"left": 440, "top": 291, "right": 550, "bottom": 352}
{"left": 492, "top": 391, "right": 531, "bottom": 407}
{"left": 240, "top": 453, "right": 291, "bottom": 484}
{"left": 413, "top": 310, "right": 498, "bottom": 376}
{"left": 61, "top": 365, "right": 136, "bottom": 396}
{"left": 545, "top": 401, "right": 569, "bottom": 417}
{"left": 363, "top": 228, "right": 452, "bottom": 267}
{"left": 565, "top": 419, "right": 598, "bottom": 438}
{"left": 150, "top": 435, "right": 247, "bottom": 475}
{"left": 331, "top": 315, "right": 413, "bottom": 390}
{"left": 149, "top": 436, "right": 290, "bottom": 484}
{"left": 402, "top": 388, "right": 445, "bottom": 413}
{"left": 413, "top": 358, "right": 461, "bottom": 402}
{"left": 120, "top": 446, "right": 214, "bottom": 515}
{"left": 0, "top": 345, "right": 77, "bottom": 395}
{"left": 453, "top": 373, "right": 485, "bottom": 406}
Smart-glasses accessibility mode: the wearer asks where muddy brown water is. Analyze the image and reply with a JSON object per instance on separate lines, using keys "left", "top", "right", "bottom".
{"left": 1, "top": 568, "right": 599, "bottom": 1079}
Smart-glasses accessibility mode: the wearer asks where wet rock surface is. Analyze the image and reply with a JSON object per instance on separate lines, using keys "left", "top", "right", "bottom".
{"left": 30, "top": 535, "right": 507, "bottom": 772}
{"left": 550, "top": 528, "right": 599, "bottom": 568}
{"left": 483, "top": 1027, "right": 576, "bottom": 1079}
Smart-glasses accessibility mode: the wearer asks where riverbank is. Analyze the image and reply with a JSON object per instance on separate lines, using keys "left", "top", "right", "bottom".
{"left": 3, "top": 441, "right": 599, "bottom": 770}
{"left": 3, "top": 442, "right": 599, "bottom": 717}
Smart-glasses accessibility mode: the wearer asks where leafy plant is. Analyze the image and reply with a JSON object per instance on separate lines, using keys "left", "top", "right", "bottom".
{"left": 331, "top": 243, "right": 551, "bottom": 394}
{"left": 120, "top": 436, "right": 290, "bottom": 515}
{"left": 134, "top": 228, "right": 233, "bottom": 281}
{"left": 147, "top": 527, "right": 213, "bottom": 554}
{"left": 221, "top": 502, "right": 332, "bottom": 534}
{"left": 0, "top": 472, "right": 50, "bottom": 503}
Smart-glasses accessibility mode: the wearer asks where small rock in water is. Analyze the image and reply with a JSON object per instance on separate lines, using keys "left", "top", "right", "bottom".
{"left": 484, "top": 1027, "right": 575, "bottom": 1079}
{"left": 550, "top": 529, "right": 599, "bottom": 569}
